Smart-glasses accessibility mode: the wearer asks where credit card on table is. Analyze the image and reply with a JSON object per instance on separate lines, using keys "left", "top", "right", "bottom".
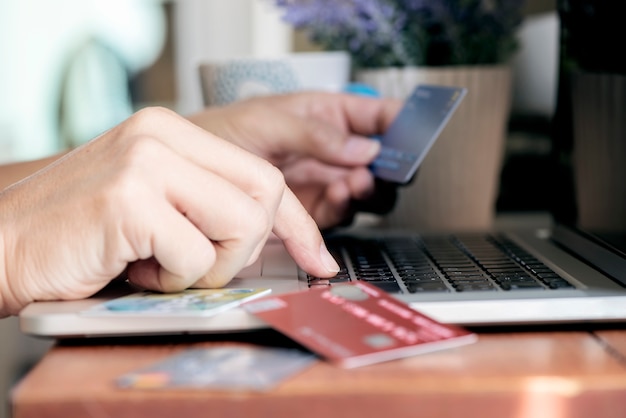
{"left": 371, "top": 84, "right": 467, "bottom": 184}
{"left": 82, "top": 288, "right": 271, "bottom": 317}
{"left": 243, "top": 282, "right": 477, "bottom": 368}
{"left": 117, "top": 346, "right": 317, "bottom": 391}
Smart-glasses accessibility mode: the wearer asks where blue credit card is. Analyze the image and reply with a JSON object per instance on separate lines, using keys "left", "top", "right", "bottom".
{"left": 371, "top": 85, "right": 467, "bottom": 184}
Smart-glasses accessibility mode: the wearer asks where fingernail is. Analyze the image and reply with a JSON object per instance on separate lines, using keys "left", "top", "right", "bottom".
{"left": 344, "top": 136, "right": 381, "bottom": 161}
{"left": 320, "top": 243, "right": 340, "bottom": 273}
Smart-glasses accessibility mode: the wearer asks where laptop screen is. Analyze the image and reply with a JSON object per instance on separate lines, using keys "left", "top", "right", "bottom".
{"left": 550, "top": 71, "right": 626, "bottom": 256}
{"left": 549, "top": 0, "right": 626, "bottom": 280}
{"left": 551, "top": 0, "right": 626, "bottom": 255}
{"left": 549, "top": 82, "right": 626, "bottom": 286}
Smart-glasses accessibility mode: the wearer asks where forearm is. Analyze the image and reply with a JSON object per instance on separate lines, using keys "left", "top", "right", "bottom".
{"left": 0, "top": 153, "right": 66, "bottom": 190}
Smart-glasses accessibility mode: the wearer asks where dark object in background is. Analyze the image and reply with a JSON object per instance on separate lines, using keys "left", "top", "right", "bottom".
{"left": 550, "top": 0, "right": 626, "bottom": 223}
{"left": 558, "top": 0, "right": 626, "bottom": 74}
{"left": 498, "top": 1, "right": 625, "bottom": 216}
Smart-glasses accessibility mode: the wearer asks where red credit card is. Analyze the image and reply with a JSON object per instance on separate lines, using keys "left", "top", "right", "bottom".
{"left": 243, "top": 282, "right": 477, "bottom": 368}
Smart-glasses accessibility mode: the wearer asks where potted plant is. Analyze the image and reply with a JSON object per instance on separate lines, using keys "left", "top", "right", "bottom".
{"left": 273, "top": 0, "right": 524, "bottom": 69}
{"left": 273, "top": 0, "right": 527, "bottom": 232}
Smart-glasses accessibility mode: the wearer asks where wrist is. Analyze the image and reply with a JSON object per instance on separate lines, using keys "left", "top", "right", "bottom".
{"left": 0, "top": 189, "right": 31, "bottom": 317}
{"left": 0, "top": 207, "right": 11, "bottom": 317}
{"left": 187, "top": 106, "right": 240, "bottom": 145}
{"left": 187, "top": 107, "right": 221, "bottom": 134}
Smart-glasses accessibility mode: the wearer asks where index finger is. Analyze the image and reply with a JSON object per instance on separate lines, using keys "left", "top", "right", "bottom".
{"left": 272, "top": 186, "right": 340, "bottom": 278}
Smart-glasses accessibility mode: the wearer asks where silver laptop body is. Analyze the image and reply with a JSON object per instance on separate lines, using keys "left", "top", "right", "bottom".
{"left": 19, "top": 210, "right": 626, "bottom": 338}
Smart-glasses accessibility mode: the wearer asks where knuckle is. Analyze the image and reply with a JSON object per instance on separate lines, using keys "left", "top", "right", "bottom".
{"left": 237, "top": 201, "right": 272, "bottom": 241}
{"left": 258, "top": 162, "right": 286, "bottom": 191}
{"left": 128, "top": 106, "right": 176, "bottom": 127}
{"left": 249, "top": 161, "right": 287, "bottom": 210}
{"left": 113, "top": 107, "right": 177, "bottom": 145}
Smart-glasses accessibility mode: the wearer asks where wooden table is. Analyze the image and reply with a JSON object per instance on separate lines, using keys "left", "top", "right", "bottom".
{"left": 10, "top": 328, "right": 626, "bottom": 418}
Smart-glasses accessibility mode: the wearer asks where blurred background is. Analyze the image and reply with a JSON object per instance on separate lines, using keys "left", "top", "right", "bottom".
{"left": 1, "top": 0, "right": 560, "bottom": 416}
{"left": 0, "top": 0, "right": 557, "bottom": 162}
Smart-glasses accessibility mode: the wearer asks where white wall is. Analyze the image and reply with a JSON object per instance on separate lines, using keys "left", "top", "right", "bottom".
{"left": 511, "top": 11, "right": 560, "bottom": 117}
{"left": 172, "top": 0, "right": 292, "bottom": 115}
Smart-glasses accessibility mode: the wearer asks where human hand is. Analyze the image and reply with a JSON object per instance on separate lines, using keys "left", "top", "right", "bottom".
{"left": 188, "top": 92, "right": 402, "bottom": 229}
{"left": 0, "top": 107, "right": 339, "bottom": 316}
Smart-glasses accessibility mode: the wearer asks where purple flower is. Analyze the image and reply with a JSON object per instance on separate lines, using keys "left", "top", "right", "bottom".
{"left": 272, "top": 0, "right": 526, "bottom": 68}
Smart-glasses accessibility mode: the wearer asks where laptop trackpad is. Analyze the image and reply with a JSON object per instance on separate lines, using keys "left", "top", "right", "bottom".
{"left": 235, "top": 256, "right": 263, "bottom": 278}
{"left": 235, "top": 240, "right": 296, "bottom": 278}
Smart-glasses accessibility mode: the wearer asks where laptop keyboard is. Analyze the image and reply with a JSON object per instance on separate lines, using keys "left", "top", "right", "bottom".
{"left": 306, "top": 234, "right": 574, "bottom": 293}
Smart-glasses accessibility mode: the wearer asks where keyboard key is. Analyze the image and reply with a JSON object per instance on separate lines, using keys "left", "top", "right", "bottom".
{"left": 401, "top": 273, "right": 442, "bottom": 281}
{"left": 501, "top": 282, "right": 545, "bottom": 291}
{"left": 546, "top": 279, "right": 575, "bottom": 289}
{"left": 406, "top": 282, "right": 450, "bottom": 293}
{"left": 367, "top": 281, "right": 402, "bottom": 293}
{"left": 455, "top": 284, "right": 497, "bottom": 292}
{"left": 308, "top": 278, "right": 330, "bottom": 286}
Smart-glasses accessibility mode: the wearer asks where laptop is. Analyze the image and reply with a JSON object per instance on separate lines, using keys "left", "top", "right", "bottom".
{"left": 19, "top": 80, "right": 626, "bottom": 338}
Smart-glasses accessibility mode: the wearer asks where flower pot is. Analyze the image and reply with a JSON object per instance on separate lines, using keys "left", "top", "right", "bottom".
{"left": 355, "top": 65, "right": 512, "bottom": 232}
